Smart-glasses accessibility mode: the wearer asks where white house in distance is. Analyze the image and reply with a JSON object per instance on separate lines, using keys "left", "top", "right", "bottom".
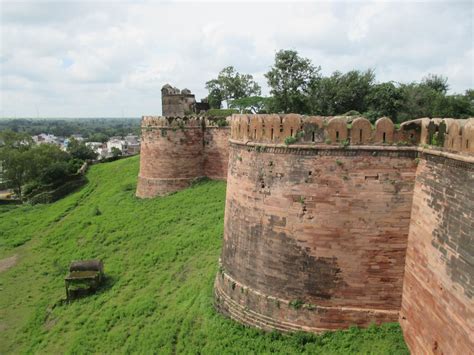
{"left": 106, "top": 135, "right": 140, "bottom": 157}
{"left": 32, "top": 133, "right": 63, "bottom": 146}
{"left": 85, "top": 142, "right": 108, "bottom": 159}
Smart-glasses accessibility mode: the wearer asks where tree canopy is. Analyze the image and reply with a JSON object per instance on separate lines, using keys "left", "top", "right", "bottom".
{"left": 205, "top": 66, "right": 261, "bottom": 109}
{"left": 204, "top": 49, "right": 472, "bottom": 121}
{"left": 265, "top": 50, "right": 320, "bottom": 114}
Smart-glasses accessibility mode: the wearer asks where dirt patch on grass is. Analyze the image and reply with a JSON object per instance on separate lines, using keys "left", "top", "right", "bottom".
{"left": 0, "top": 254, "right": 18, "bottom": 273}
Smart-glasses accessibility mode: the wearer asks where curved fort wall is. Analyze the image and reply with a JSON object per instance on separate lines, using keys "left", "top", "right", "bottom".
{"left": 216, "top": 114, "right": 419, "bottom": 332}
{"left": 400, "top": 150, "right": 474, "bottom": 354}
{"left": 214, "top": 114, "right": 473, "bottom": 352}
{"left": 136, "top": 116, "right": 229, "bottom": 198}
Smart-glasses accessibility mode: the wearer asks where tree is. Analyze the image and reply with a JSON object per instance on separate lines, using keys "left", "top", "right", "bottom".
{"left": 0, "top": 130, "right": 34, "bottom": 197}
{"left": 0, "top": 148, "right": 31, "bottom": 197}
{"left": 205, "top": 66, "right": 261, "bottom": 108}
{"left": 421, "top": 74, "right": 449, "bottom": 94}
{"left": 397, "top": 83, "right": 441, "bottom": 121}
{"left": 309, "top": 69, "right": 375, "bottom": 115}
{"left": 67, "top": 138, "right": 98, "bottom": 161}
{"left": 365, "top": 82, "right": 403, "bottom": 121}
{"left": 229, "top": 96, "right": 270, "bottom": 113}
{"left": 111, "top": 147, "right": 122, "bottom": 158}
{"left": 205, "top": 80, "right": 224, "bottom": 109}
{"left": 265, "top": 50, "right": 320, "bottom": 114}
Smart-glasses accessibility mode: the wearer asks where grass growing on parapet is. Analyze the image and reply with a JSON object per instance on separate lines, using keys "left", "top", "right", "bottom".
{"left": 0, "top": 156, "right": 409, "bottom": 354}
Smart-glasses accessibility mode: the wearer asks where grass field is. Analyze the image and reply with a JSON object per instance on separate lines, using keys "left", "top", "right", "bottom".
{"left": 0, "top": 156, "right": 409, "bottom": 354}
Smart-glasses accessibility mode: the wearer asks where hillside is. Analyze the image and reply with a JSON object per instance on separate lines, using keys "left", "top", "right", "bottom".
{"left": 0, "top": 156, "right": 409, "bottom": 354}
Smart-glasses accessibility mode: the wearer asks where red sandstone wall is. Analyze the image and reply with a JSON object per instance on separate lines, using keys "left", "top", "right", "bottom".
{"left": 400, "top": 153, "right": 474, "bottom": 354}
{"left": 136, "top": 121, "right": 204, "bottom": 197}
{"left": 203, "top": 128, "right": 230, "bottom": 180}
{"left": 136, "top": 117, "right": 231, "bottom": 198}
{"left": 218, "top": 142, "right": 418, "bottom": 331}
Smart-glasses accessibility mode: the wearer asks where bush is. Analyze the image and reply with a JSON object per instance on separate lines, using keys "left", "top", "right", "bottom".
{"left": 205, "top": 109, "right": 238, "bottom": 118}
{"left": 40, "top": 161, "right": 70, "bottom": 184}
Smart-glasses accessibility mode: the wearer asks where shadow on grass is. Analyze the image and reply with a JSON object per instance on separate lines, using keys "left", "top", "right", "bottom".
{"left": 60, "top": 275, "right": 117, "bottom": 304}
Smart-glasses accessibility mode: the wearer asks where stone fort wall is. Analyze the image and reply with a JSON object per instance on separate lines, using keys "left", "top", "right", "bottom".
{"left": 215, "top": 114, "right": 473, "bottom": 353}
{"left": 400, "top": 150, "right": 473, "bottom": 354}
{"left": 136, "top": 116, "right": 229, "bottom": 198}
{"left": 136, "top": 113, "right": 473, "bottom": 353}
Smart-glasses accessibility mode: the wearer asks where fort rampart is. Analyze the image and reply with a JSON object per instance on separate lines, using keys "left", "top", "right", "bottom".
{"left": 136, "top": 116, "right": 229, "bottom": 198}
{"left": 214, "top": 114, "right": 473, "bottom": 354}
{"left": 136, "top": 113, "right": 473, "bottom": 354}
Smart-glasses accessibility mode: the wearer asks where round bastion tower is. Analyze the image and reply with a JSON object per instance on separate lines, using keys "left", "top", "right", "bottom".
{"left": 136, "top": 116, "right": 204, "bottom": 197}
{"left": 214, "top": 114, "right": 421, "bottom": 332}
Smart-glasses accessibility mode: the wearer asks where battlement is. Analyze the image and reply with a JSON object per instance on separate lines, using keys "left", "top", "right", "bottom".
{"left": 229, "top": 114, "right": 474, "bottom": 154}
{"left": 141, "top": 115, "right": 230, "bottom": 129}
{"left": 142, "top": 115, "right": 204, "bottom": 128}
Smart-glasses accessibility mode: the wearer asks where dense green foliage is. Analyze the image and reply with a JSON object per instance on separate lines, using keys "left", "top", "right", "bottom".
{"left": 0, "top": 131, "right": 87, "bottom": 199}
{"left": 229, "top": 96, "right": 271, "bottom": 114}
{"left": 265, "top": 50, "right": 320, "bottom": 114}
{"left": 0, "top": 156, "right": 409, "bottom": 354}
{"left": 205, "top": 66, "right": 261, "bottom": 109}
{"left": 205, "top": 108, "right": 239, "bottom": 118}
{"left": 212, "top": 49, "right": 473, "bottom": 121}
{"left": 0, "top": 117, "right": 140, "bottom": 140}
{"left": 67, "top": 137, "right": 98, "bottom": 161}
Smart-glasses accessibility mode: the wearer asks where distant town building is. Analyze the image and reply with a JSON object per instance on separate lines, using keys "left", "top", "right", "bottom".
{"left": 85, "top": 142, "right": 108, "bottom": 159}
{"left": 32, "top": 133, "right": 62, "bottom": 146}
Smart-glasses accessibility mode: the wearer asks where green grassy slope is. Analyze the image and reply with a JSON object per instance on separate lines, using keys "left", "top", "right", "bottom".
{"left": 0, "top": 156, "right": 409, "bottom": 354}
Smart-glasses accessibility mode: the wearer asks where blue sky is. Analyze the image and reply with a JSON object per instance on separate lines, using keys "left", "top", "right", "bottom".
{"left": 0, "top": 0, "right": 473, "bottom": 117}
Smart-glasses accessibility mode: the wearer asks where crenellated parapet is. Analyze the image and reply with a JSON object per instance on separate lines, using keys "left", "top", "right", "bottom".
{"left": 141, "top": 115, "right": 204, "bottom": 128}
{"left": 229, "top": 114, "right": 474, "bottom": 154}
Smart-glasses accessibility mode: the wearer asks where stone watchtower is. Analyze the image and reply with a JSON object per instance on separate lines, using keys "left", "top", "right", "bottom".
{"left": 161, "top": 84, "right": 196, "bottom": 116}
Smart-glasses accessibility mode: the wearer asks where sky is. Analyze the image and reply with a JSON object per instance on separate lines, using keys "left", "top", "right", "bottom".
{"left": 0, "top": 0, "right": 473, "bottom": 118}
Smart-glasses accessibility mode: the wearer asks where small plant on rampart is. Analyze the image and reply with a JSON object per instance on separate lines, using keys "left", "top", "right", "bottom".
{"left": 340, "top": 139, "right": 350, "bottom": 148}
{"left": 325, "top": 138, "right": 332, "bottom": 145}
{"left": 335, "top": 159, "right": 344, "bottom": 167}
{"left": 284, "top": 131, "right": 304, "bottom": 146}
{"left": 289, "top": 299, "right": 304, "bottom": 309}
{"left": 396, "top": 141, "right": 409, "bottom": 146}
{"left": 216, "top": 119, "right": 228, "bottom": 127}
{"left": 284, "top": 136, "right": 297, "bottom": 145}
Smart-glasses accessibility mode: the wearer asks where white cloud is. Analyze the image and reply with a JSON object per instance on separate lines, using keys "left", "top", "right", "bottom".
{"left": 0, "top": 0, "right": 472, "bottom": 117}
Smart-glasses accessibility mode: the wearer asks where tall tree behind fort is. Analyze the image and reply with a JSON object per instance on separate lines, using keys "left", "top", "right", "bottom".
{"left": 262, "top": 50, "right": 473, "bottom": 121}
{"left": 265, "top": 50, "right": 320, "bottom": 114}
{"left": 205, "top": 66, "right": 261, "bottom": 109}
